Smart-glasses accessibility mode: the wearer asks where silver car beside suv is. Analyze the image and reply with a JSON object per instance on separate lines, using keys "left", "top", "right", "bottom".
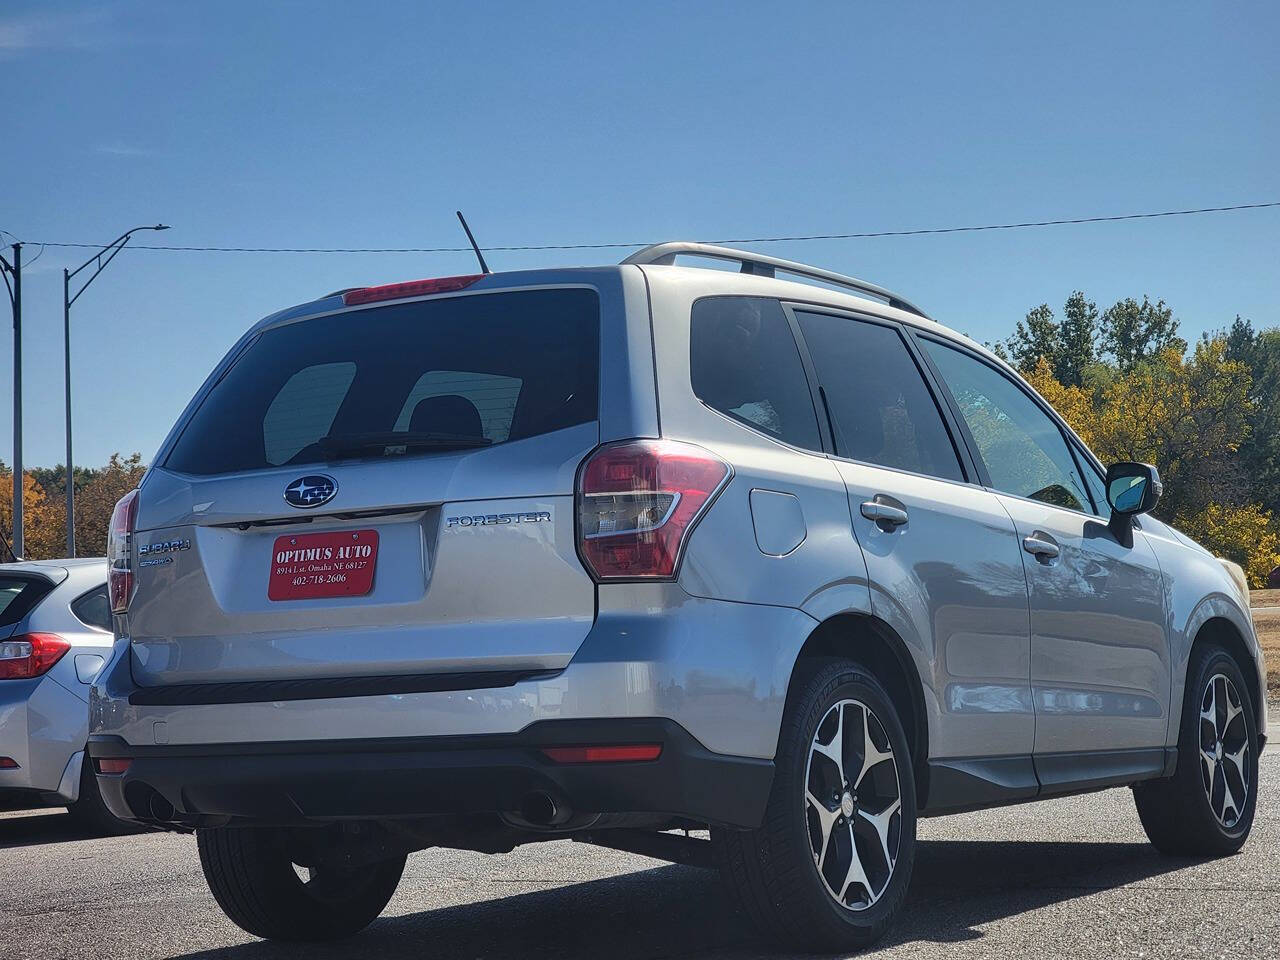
{"left": 1, "top": 558, "right": 134, "bottom": 833}
{"left": 89, "top": 242, "right": 1265, "bottom": 950}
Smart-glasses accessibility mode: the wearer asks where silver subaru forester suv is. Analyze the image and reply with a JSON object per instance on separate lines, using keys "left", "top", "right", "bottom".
{"left": 90, "top": 242, "right": 1266, "bottom": 950}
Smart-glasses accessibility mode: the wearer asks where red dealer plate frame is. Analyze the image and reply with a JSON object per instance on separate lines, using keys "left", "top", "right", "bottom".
{"left": 268, "top": 530, "right": 379, "bottom": 601}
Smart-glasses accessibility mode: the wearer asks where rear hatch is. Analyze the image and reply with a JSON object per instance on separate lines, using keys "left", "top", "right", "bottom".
{"left": 127, "top": 285, "right": 601, "bottom": 687}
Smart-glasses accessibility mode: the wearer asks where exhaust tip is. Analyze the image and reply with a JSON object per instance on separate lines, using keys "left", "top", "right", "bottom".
{"left": 146, "top": 791, "right": 175, "bottom": 822}
{"left": 519, "top": 792, "right": 559, "bottom": 826}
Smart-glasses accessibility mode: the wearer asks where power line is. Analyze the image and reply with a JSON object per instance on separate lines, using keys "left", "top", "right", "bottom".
{"left": 16, "top": 200, "right": 1280, "bottom": 255}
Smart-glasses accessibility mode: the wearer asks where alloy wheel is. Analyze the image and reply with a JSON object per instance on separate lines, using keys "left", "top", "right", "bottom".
{"left": 804, "top": 698, "right": 902, "bottom": 910}
{"left": 1198, "top": 672, "right": 1251, "bottom": 829}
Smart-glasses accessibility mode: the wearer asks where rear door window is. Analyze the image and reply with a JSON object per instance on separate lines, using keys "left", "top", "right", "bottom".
{"left": 166, "top": 288, "right": 600, "bottom": 476}
{"left": 795, "top": 312, "right": 965, "bottom": 482}
{"left": 690, "top": 297, "right": 821, "bottom": 450}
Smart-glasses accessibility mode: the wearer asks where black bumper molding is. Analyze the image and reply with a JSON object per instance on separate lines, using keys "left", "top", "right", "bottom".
{"left": 89, "top": 718, "right": 773, "bottom": 830}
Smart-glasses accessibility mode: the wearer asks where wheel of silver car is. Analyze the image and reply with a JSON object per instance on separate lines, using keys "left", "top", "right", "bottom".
{"left": 1134, "top": 642, "right": 1258, "bottom": 857}
{"left": 714, "top": 660, "right": 916, "bottom": 952}
{"left": 1197, "top": 672, "right": 1251, "bottom": 830}
{"left": 804, "top": 698, "right": 902, "bottom": 911}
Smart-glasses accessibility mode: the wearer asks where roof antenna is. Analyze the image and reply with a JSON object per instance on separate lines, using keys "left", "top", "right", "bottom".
{"left": 456, "top": 210, "right": 491, "bottom": 274}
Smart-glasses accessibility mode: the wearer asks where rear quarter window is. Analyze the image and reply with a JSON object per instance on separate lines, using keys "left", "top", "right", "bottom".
{"left": 166, "top": 288, "right": 600, "bottom": 476}
{"left": 690, "top": 297, "right": 821, "bottom": 450}
{"left": 71, "top": 586, "right": 113, "bottom": 632}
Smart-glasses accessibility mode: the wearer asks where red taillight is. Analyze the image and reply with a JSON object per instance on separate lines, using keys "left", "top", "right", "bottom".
{"left": 107, "top": 488, "right": 139, "bottom": 614}
{"left": 95, "top": 758, "right": 132, "bottom": 775}
{"left": 0, "top": 633, "right": 71, "bottom": 680}
{"left": 342, "top": 274, "right": 483, "bottom": 306}
{"left": 0, "top": 757, "right": 19, "bottom": 769}
{"left": 541, "top": 744, "right": 663, "bottom": 764}
{"left": 577, "top": 439, "right": 730, "bottom": 580}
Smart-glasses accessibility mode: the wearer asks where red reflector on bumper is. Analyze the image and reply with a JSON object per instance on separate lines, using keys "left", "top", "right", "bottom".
{"left": 541, "top": 744, "right": 662, "bottom": 764}
{"left": 0, "top": 757, "right": 18, "bottom": 769}
{"left": 96, "top": 758, "right": 132, "bottom": 775}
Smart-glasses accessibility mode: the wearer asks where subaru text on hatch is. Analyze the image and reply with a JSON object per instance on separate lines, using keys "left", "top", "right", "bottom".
{"left": 89, "top": 243, "right": 1266, "bottom": 950}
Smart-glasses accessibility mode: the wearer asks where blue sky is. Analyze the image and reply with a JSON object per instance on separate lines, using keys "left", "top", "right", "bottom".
{"left": 2, "top": 0, "right": 1277, "bottom": 468}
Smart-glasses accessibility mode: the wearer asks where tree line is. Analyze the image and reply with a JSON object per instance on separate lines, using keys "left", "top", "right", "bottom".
{"left": 995, "top": 294, "right": 1280, "bottom": 586}
{"left": 1, "top": 453, "right": 146, "bottom": 560}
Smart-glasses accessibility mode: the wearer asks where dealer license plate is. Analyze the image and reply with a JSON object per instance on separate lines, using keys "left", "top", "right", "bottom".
{"left": 268, "top": 529, "right": 379, "bottom": 601}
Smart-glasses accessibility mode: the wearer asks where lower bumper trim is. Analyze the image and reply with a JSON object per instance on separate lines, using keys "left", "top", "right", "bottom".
{"left": 88, "top": 718, "right": 773, "bottom": 830}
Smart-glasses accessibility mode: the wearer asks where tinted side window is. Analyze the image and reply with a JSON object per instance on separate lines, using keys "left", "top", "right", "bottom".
{"left": 71, "top": 586, "right": 113, "bottom": 632}
{"left": 923, "top": 340, "right": 1093, "bottom": 513}
{"left": 795, "top": 312, "right": 964, "bottom": 482}
{"left": 690, "top": 297, "right": 821, "bottom": 450}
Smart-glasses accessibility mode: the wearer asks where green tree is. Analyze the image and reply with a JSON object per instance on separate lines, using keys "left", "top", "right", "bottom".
{"left": 1100, "top": 295, "right": 1184, "bottom": 370}
{"left": 1056, "top": 291, "right": 1098, "bottom": 387}
{"left": 1001, "top": 303, "right": 1060, "bottom": 373}
{"left": 1223, "top": 316, "right": 1280, "bottom": 519}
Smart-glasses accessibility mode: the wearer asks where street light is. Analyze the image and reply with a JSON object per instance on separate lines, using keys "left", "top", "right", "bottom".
{"left": 63, "top": 224, "right": 169, "bottom": 557}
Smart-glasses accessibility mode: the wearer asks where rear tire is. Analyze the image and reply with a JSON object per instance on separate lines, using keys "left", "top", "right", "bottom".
{"left": 1133, "top": 642, "right": 1259, "bottom": 856}
{"left": 197, "top": 826, "right": 405, "bottom": 941}
{"left": 714, "top": 659, "right": 916, "bottom": 952}
{"left": 67, "top": 757, "right": 145, "bottom": 836}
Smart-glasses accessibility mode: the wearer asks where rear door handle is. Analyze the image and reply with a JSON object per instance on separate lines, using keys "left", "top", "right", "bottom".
{"left": 861, "top": 500, "right": 909, "bottom": 528}
{"left": 1022, "top": 533, "right": 1060, "bottom": 561}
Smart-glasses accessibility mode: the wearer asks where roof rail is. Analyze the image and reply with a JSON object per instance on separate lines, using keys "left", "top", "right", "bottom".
{"left": 621, "top": 241, "right": 930, "bottom": 319}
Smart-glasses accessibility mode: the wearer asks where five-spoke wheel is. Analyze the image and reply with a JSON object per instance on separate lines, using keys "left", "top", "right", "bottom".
{"left": 804, "top": 699, "right": 903, "bottom": 910}
{"left": 1134, "top": 642, "right": 1258, "bottom": 857}
{"left": 715, "top": 660, "right": 916, "bottom": 952}
{"left": 1197, "top": 672, "right": 1252, "bottom": 830}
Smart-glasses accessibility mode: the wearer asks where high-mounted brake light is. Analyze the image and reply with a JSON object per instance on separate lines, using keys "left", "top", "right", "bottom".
{"left": 0, "top": 633, "right": 71, "bottom": 680}
{"left": 577, "top": 439, "right": 730, "bottom": 580}
{"left": 342, "top": 274, "right": 483, "bottom": 306}
{"left": 107, "top": 489, "right": 139, "bottom": 614}
{"left": 541, "top": 744, "right": 663, "bottom": 764}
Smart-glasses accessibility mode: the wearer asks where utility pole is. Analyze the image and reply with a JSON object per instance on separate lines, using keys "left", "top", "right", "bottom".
{"left": 1, "top": 242, "right": 20, "bottom": 559}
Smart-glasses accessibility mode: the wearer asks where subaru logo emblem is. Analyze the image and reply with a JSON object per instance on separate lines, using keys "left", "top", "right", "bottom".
{"left": 283, "top": 474, "right": 338, "bottom": 509}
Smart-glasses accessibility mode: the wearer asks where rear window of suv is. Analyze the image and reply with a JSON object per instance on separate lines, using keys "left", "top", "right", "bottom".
{"left": 166, "top": 288, "right": 600, "bottom": 476}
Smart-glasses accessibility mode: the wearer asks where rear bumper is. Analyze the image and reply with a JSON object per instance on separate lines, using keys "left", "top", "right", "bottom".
{"left": 88, "top": 718, "right": 773, "bottom": 829}
{"left": 0, "top": 676, "right": 86, "bottom": 798}
{"left": 91, "top": 584, "right": 818, "bottom": 760}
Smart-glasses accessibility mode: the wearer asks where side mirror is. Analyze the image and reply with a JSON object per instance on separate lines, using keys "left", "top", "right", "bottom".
{"left": 1105, "top": 462, "right": 1161, "bottom": 544}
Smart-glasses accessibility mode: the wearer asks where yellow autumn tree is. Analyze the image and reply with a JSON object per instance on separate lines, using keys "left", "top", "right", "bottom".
{"left": 0, "top": 465, "right": 65, "bottom": 560}
{"left": 73, "top": 453, "right": 146, "bottom": 557}
{"left": 1178, "top": 503, "right": 1280, "bottom": 588}
{"left": 1026, "top": 340, "right": 1280, "bottom": 586}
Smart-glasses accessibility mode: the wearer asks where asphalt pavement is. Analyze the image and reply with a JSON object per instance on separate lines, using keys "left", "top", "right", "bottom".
{"left": 2, "top": 722, "right": 1277, "bottom": 960}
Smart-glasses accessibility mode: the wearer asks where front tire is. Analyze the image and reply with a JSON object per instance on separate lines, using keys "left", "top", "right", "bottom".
{"left": 715, "top": 660, "right": 916, "bottom": 952}
{"left": 1133, "top": 642, "right": 1259, "bottom": 856}
{"left": 197, "top": 826, "right": 405, "bottom": 941}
